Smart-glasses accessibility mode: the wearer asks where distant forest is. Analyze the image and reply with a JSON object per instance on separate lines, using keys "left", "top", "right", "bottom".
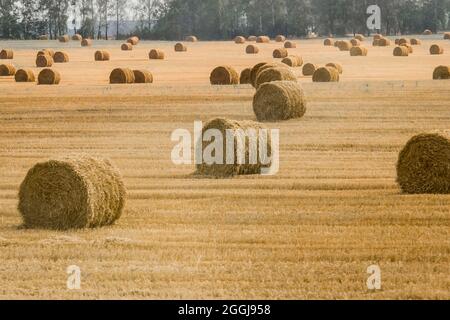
{"left": 0, "top": 0, "right": 449, "bottom": 40}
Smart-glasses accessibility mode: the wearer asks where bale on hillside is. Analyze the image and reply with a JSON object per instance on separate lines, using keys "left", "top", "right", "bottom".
{"left": 430, "top": 44, "right": 444, "bottom": 55}
{"left": 175, "top": 43, "right": 187, "bottom": 52}
{"left": 378, "top": 38, "right": 391, "bottom": 46}
{"left": 253, "top": 81, "right": 306, "bottom": 122}
{"left": 393, "top": 46, "right": 409, "bottom": 56}
{"left": 350, "top": 38, "right": 361, "bottom": 46}
{"left": 37, "top": 68, "right": 60, "bottom": 85}
{"left": 0, "top": 64, "right": 16, "bottom": 76}
{"left": 337, "top": 40, "right": 352, "bottom": 51}
{"left": 410, "top": 38, "right": 422, "bottom": 45}
{"left": 72, "top": 34, "right": 82, "bottom": 41}
{"left": 54, "top": 51, "right": 69, "bottom": 63}
{"left": 36, "top": 54, "right": 53, "bottom": 67}
{"left": 195, "top": 118, "right": 272, "bottom": 177}
{"left": 15, "top": 69, "right": 35, "bottom": 82}
{"left": 246, "top": 44, "right": 259, "bottom": 54}
{"left": 324, "top": 38, "right": 335, "bottom": 46}
{"left": 81, "top": 38, "right": 93, "bottom": 47}
{"left": 95, "top": 50, "right": 110, "bottom": 61}
{"left": 284, "top": 41, "right": 296, "bottom": 48}
{"left": 255, "top": 67, "right": 297, "bottom": 88}
{"left": 312, "top": 66, "right": 339, "bottom": 82}
{"left": 275, "top": 35, "right": 286, "bottom": 42}
{"left": 302, "top": 63, "right": 318, "bottom": 76}
{"left": 400, "top": 43, "right": 413, "bottom": 53}
{"left": 273, "top": 48, "right": 288, "bottom": 58}
{"left": 210, "top": 66, "right": 239, "bottom": 85}
{"left": 350, "top": 46, "right": 368, "bottom": 56}
{"left": 121, "top": 43, "right": 133, "bottom": 51}
{"left": 110, "top": 68, "right": 135, "bottom": 84}
{"left": 58, "top": 35, "right": 69, "bottom": 42}
{"left": 355, "top": 34, "right": 365, "bottom": 41}
{"left": 127, "top": 36, "right": 140, "bottom": 45}
{"left": 234, "top": 36, "right": 246, "bottom": 44}
{"left": 250, "top": 62, "right": 269, "bottom": 87}
{"left": 133, "top": 70, "right": 153, "bottom": 83}
{"left": 247, "top": 36, "right": 257, "bottom": 41}
{"left": 0, "top": 49, "right": 13, "bottom": 59}
{"left": 186, "top": 36, "right": 198, "bottom": 42}
{"left": 256, "top": 36, "right": 270, "bottom": 43}
{"left": 18, "top": 155, "right": 126, "bottom": 230}
{"left": 326, "top": 62, "right": 343, "bottom": 74}
{"left": 423, "top": 29, "right": 433, "bottom": 35}
{"left": 240, "top": 68, "right": 252, "bottom": 84}
{"left": 396, "top": 131, "right": 450, "bottom": 194}
{"left": 281, "top": 55, "right": 303, "bottom": 67}
{"left": 149, "top": 49, "right": 165, "bottom": 59}
{"left": 37, "top": 49, "right": 55, "bottom": 57}
{"left": 433, "top": 65, "right": 450, "bottom": 79}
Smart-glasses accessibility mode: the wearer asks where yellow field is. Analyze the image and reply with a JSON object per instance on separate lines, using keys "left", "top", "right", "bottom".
{"left": 0, "top": 38, "right": 449, "bottom": 299}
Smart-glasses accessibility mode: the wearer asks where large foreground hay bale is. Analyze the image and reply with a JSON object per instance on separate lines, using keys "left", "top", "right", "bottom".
{"left": 397, "top": 131, "right": 450, "bottom": 194}
{"left": 133, "top": 70, "right": 153, "bottom": 83}
{"left": 18, "top": 156, "right": 126, "bottom": 230}
{"left": 246, "top": 44, "right": 259, "bottom": 54}
{"left": 81, "top": 38, "right": 93, "bottom": 47}
{"left": 281, "top": 55, "right": 303, "bottom": 67}
{"left": 423, "top": 29, "right": 433, "bottom": 35}
{"left": 110, "top": 68, "right": 135, "bottom": 84}
{"left": 302, "top": 63, "right": 318, "bottom": 76}
{"left": 312, "top": 66, "right": 339, "bottom": 82}
{"left": 121, "top": 43, "right": 133, "bottom": 51}
{"left": 326, "top": 62, "right": 343, "bottom": 74}
{"left": 15, "top": 69, "right": 35, "bottom": 82}
{"left": 175, "top": 43, "right": 187, "bottom": 52}
{"left": 37, "top": 68, "right": 60, "bottom": 85}
{"left": 430, "top": 44, "right": 444, "bottom": 55}
{"left": 149, "top": 49, "right": 165, "bottom": 59}
{"left": 240, "top": 68, "right": 251, "bottom": 84}
{"left": 393, "top": 46, "right": 409, "bottom": 56}
{"left": 72, "top": 34, "right": 82, "bottom": 41}
{"left": 284, "top": 41, "right": 296, "bottom": 48}
{"left": 127, "top": 36, "right": 140, "bottom": 45}
{"left": 0, "top": 64, "right": 16, "bottom": 76}
{"left": 324, "top": 38, "right": 335, "bottom": 46}
{"left": 337, "top": 40, "right": 352, "bottom": 51}
{"left": 234, "top": 36, "right": 246, "bottom": 44}
{"left": 350, "top": 46, "right": 368, "bottom": 56}
{"left": 275, "top": 35, "right": 286, "bottom": 42}
{"left": 37, "top": 49, "right": 55, "bottom": 57}
{"left": 210, "top": 66, "right": 239, "bottom": 85}
{"left": 255, "top": 66, "right": 297, "bottom": 88}
{"left": 378, "top": 38, "right": 391, "bottom": 46}
{"left": 186, "top": 35, "right": 198, "bottom": 42}
{"left": 58, "top": 35, "right": 69, "bottom": 42}
{"left": 54, "top": 51, "right": 69, "bottom": 63}
{"left": 247, "top": 36, "right": 257, "bottom": 41}
{"left": 36, "top": 54, "right": 53, "bottom": 67}
{"left": 273, "top": 48, "right": 288, "bottom": 58}
{"left": 195, "top": 118, "right": 272, "bottom": 177}
{"left": 253, "top": 81, "right": 306, "bottom": 122}
{"left": 410, "top": 38, "right": 422, "bottom": 45}
{"left": 95, "top": 50, "right": 110, "bottom": 61}
{"left": 256, "top": 36, "right": 270, "bottom": 43}
{"left": 433, "top": 65, "right": 450, "bottom": 79}
{"left": 0, "top": 49, "right": 13, "bottom": 59}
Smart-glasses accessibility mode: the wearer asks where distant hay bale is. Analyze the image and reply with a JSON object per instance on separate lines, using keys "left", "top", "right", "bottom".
{"left": 444, "top": 32, "right": 450, "bottom": 40}
{"left": 247, "top": 36, "right": 257, "bottom": 41}
{"left": 246, "top": 44, "right": 259, "bottom": 54}
{"left": 423, "top": 29, "right": 433, "bottom": 35}
{"left": 372, "top": 39, "right": 380, "bottom": 46}
{"left": 72, "top": 34, "right": 82, "bottom": 41}
{"left": 186, "top": 35, "right": 198, "bottom": 42}
{"left": 337, "top": 40, "right": 352, "bottom": 51}
{"left": 37, "top": 49, "right": 55, "bottom": 57}
{"left": 378, "top": 38, "right": 391, "bottom": 46}
{"left": 15, "top": 68, "right": 35, "bottom": 82}
{"left": 324, "top": 38, "right": 335, "bottom": 46}
{"left": 81, "top": 38, "right": 93, "bottom": 47}
{"left": 121, "top": 43, "right": 133, "bottom": 51}
{"left": 234, "top": 36, "right": 246, "bottom": 44}
{"left": 350, "top": 38, "right": 361, "bottom": 46}
{"left": 433, "top": 65, "right": 450, "bottom": 79}
{"left": 256, "top": 36, "right": 270, "bottom": 43}
{"left": 0, "top": 49, "right": 13, "bottom": 59}
{"left": 396, "top": 131, "right": 450, "bottom": 194}
{"left": 373, "top": 34, "right": 382, "bottom": 40}
{"left": 54, "top": 51, "right": 69, "bottom": 63}
{"left": 393, "top": 46, "right": 409, "bottom": 56}
{"left": 149, "top": 49, "right": 165, "bottom": 59}
{"left": 302, "top": 63, "right": 318, "bottom": 76}
{"left": 275, "top": 35, "right": 286, "bottom": 42}
{"left": 36, "top": 54, "right": 53, "bottom": 67}
{"left": 355, "top": 34, "right": 365, "bottom": 41}
{"left": 175, "top": 43, "right": 187, "bottom": 52}
{"left": 400, "top": 43, "right": 413, "bottom": 53}
{"left": 350, "top": 46, "right": 368, "bottom": 56}
{"left": 284, "top": 41, "right": 296, "bottom": 48}
{"left": 37, "top": 68, "right": 60, "bottom": 85}
{"left": 398, "top": 38, "right": 409, "bottom": 45}
{"left": 430, "top": 44, "right": 444, "bottom": 55}
{"left": 395, "top": 38, "right": 400, "bottom": 45}
{"left": 195, "top": 118, "right": 272, "bottom": 177}
{"left": 281, "top": 55, "right": 303, "bottom": 67}
{"left": 38, "top": 35, "right": 49, "bottom": 40}
{"left": 250, "top": 62, "right": 269, "bottom": 86}
{"left": 312, "top": 66, "right": 339, "bottom": 82}
{"left": 95, "top": 50, "right": 110, "bottom": 61}
{"left": 253, "top": 81, "right": 306, "bottom": 122}
{"left": 127, "top": 36, "right": 140, "bottom": 45}
{"left": 255, "top": 66, "right": 297, "bottom": 88}
{"left": 0, "top": 64, "right": 16, "bottom": 76}
{"left": 273, "top": 48, "right": 288, "bottom": 58}
{"left": 18, "top": 156, "right": 126, "bottom": 230}
{"left": 58, "top": 35, "right": 69, "bottom": 42}
{"left": 410, "top": 38, "right": 422, "bottom": 45}
{"left": 133, "top": 70, "right": 153, "bottom": 83}
{"left": 210, "top": 66, "right": 239, "bottom": 85}
{"left": 110, "top": 68, "right": 135, "bottom": 84}
{"left": 326, "top": 62, "right": 343, "bottom": 74}
{"left": 240, "top": 68, "right": 252, "bottom": 84}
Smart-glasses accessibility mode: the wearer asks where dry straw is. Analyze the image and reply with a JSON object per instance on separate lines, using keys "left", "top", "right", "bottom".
{"left": 250, "top": 62, "right": 268, "bottom": 87}
{"left": 312, "top": 66, "right": 339, "bottom": 82}
{"left": 326, "top": 62, "right": 343, "bottom": 74}
{"left": 58, "top": 35, "right": 69, "bottom": 42}
{"left": 81, "top": 38, "right": 93, "bottom": 47}
{"left": 18, "top": 155, "right": 126, "bottom": 230}
{"left": 0, "top": 64, "right": 16, "bottom": 76}
{"left": 246, "top": 44, "right": 259, "bottom": 54}
{"left": 95, "top": 50, "right": 110, "bottom": 61}
{"left": 186, "top": 36, "right": 198, "bottom": 42}
{"left": 284, "top": 41, "right": 296, "bottom": 48}
{"left": 256, "top": 36, "right": 270, "bottom": 43}
{"left": 433, "top": 65, "right": 450, "bottom": 79}
{"left": 72, "top": 34, "right": 82, "bottom": 41}
{"left": 324, "top": 38, "right": 335, "bottom": 46}
{"left": 110, "top": 68, "right": 135, "bottom": 84}
{"left": 255, "top": 66, "right": 297, "bottom": 88}
{"left": 38, "top": 68, "right": 60, "bottom": 85}
{"left": 210, "top": 66, "right": 239, "bottom": 85}
{"left": 121, "top": 43, "right": 133, "bottom": 51}
{"left": 350, "top": 46, "right": 368, "bottom": 56}
{"left": 393, "top": 46, "right": 409, "bottom": 56}
{"left": 15, "top": 69, "right": 35, "bottom": 82}
{"left": 36, "top": 54, "right": 53, "bottom": 67}
{"left": 397, "top": 131, "right": 450, "bottom": 194}
{"left": 133, "top": 70, "right": 153, "bottom": 83}
{"left": 273, "top": 48, "right": 288, "bottom": 58}
{"left": 281, "top": 55, "right": 303, "bottom": 67}
{"left": 195, "top": 118, "right": 272, "bottom": 177}
{"left": 253, "top": 81, "right": 306, "bottom": 122}
{"left": 430, "top": 44, "right": 444, "bottom": 55}
{"left": 0, "top": 49, "right": 13, "bottom": 59}
{"left": 234, "top": 36, "right": 246, "bottom": 44}
{"left": 149, "top": 49, "right": 165, "bottom": 59}
{"left": 275, "top": 35, "right": 286, "bottom": 42}
{"left": 240, "top": 68, "right": 252, "bottom": 84}
{"left": 54, "top": 51, "right": 69, "bottom": 63}
{"left": 127, "top": 36, "right": 140, "bottom": 45}
{"left": 175, "top": 43, "right": 187, "bottom": 52}
{"left": 302, "top": 63, "right": 318, "bottom": 76}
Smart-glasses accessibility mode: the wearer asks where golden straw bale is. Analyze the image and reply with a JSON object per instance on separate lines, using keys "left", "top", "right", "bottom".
{"left": 400, "top": 43, "right": 413, "bottom": 53}
{"left": 15, "top": 69, "right": 35, "bottom": 82}
{"left": 37, "top": 68, "right": 60, "bottom": 85}
{"left": 36, "top": 54, "right": 53, "bottom": 67}
{"left": 302, "top": 63, "right": 318, "bottom": 76}
{"left": 247, "top": 36, "right": 257, "bottom": 41}
{"left": 95, "top": 50, "right": 110, "bottom": 61}
{"left": 433, "top": 65, "right": 450, "bottom": 79}
{"left": 410, "top": 38, "right": 421, "bottom": 45}
{"left": 284, "top": 41, "right": 296, "bottom": 48}
{"left": 337, "top": 40, "right": 352, "bottom": 51}
{"left": 149, "top": 49, "right": 165, "bottom": 59}
{"left": 250, "top": 62, "right": 269, "bottom": 87}
{"left": 430, "top": 44, "right": 444, "bottom": 55}
{"left": 355, "top": 34, "right": 365, "bottom": 41}
{"left": 378, "top": 38, "right": 391, "bottom": 46}
{"left": 398, "top": 38, "right": 409, "bottom": 45}
{"left": 255, "top": 66, "right": 297, "bottom": 88}
{"left": 312, "top": 66, "right": 340, "bottom": 82}
{"left": 72, "top": 34, "right": 82, "bottom": 41}
{"left": 273, "top": 48, "right": 288, "bottom": 58}
{"left": 58, "top": 35, "right": 69, "bottom": 42}
{"left": 393, "top": 46, "right": 409, "bottom": 56}
{"left": 54, "top": 51, "right": 69, "bottom": 63}
{"left": 350, "top": 46, "right": 368, "bottom": 56}
{"left": 281, "top": 55, "right": 303, "bottom": 67}
{"left": 0, "top": 64, "right": 16, "bottom": 76}
{"left": 186, "top": 36, "right": 198, "bottom": 42}
{"left": 121, "top": 43, "right": 133, "bottom": 51}
{"left": 127, "top": 36, "right": 139, "bottom": 45}
{"left": 234, "top": 36, "right": 246, "bottom": 44}
{"left": 110, "top": 68, "right": 135, "bottom": 84}
{"left": 246, "top": 44, "right": 259, "bottom": 54}
{"left": 0, "top": 49, "right": 13, "bottom": 59}
{"left": 240, "top": 68, "right": 252, "bottom": 84}
{"left": 133, "top": 70, "right": 153, "bottom": 83}
{"left": 423, "top": 29, "right": 433, "bottom": 35}
{"left": 373, "top": 34, "right": 382, "bottom": 40}
{"left": 37, "top": 49, "right": 55, "bottom": 57}
{"left": 81, "top": 38, "right": 93, "bottom": 46}
{"left": 326, "top": 62, "right": 343, "bottom": 74}
{"left": 350, "top": 38, "right": 361, "bottom": 46}
{"left": 275, "top": 35, "right": 286, "bottom": 42}
{"left": 324, "top": 38, "right": 335, "bottom": 46}
{"left": 256, "top": 36, "right": 270, "bottom": 43}
{"left": 210, "top": 66, "right": 239, "bottom": 85}
{"left": 372, "top": 39, "right": 380, "bottom": 46}
{"left": 175, "top": 43, "right": 187, "bottom": 52}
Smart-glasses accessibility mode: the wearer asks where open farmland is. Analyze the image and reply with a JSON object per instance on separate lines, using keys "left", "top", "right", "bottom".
{"left": 0, "top": 37, "right": 449, "bottom": 299}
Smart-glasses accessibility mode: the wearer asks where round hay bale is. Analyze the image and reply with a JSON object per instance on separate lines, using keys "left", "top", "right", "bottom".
{"left": 312, "top": 66, "right": 339, "bottom": 82}
{"left": 121, "top": 43, "right": 133, "bottom": 51}
{"left": 248, "top": 36, "right": 257, "bottom": 41}
{"left": 54, "top": 51, "right": 69, "bottom": 63}
{"left": 18, "top": 156, "right": 126, "bottom": 230}
{"left": 324, "top": 38, "right": 335, "bottom": 46}
{"left": 430, "top": 44, "right": 444, "bottom": 55}
{"left": 444, "top": 32, "right": 450, "bottom": 40}
{"left": 302, "top": 63, "right": 318, "bottom": 76}
{"left": 256, "top": 36, "right": 270, "bottom": 43}
{"left": 36, "top": 54, "right": 53, "bottom": 67}
{"left": 398, "top": 38, "right": 409, "bottom": 45}
{"left": 72, "top": 34, "right": 82, "bottom": 41}
{"left": 326, "top": 62, "right": 343, "bottom": 74}
{"left": 372, "top": 39, "right": 380, "bottom": 46}
{"left": 355, "top": 34, "right": 365, "bottom": 41}
{"left": 378, "top": 38, "right": 391, "bottom": 46}
{"left": 210, "top": 66, "right": 239, "bottom": 85}
{"left": 149, "top": 49, "right": 165, "bottom": 60}
{"left": 423, "top": 29, "right": 433, "bottom": 35}
{"left": 373, "top": 34, "right": 382, "bottom": 40}
{"left": 15, "top": 69, "right": 35, "bottom": 82}
{"left": 273, "top": 48, "right": 288, "bottom": 58}
{"left": 393, "top": 46, "right": 409, "bottom": 56}
{"left": 58, "top": 35, "right": 69, "bottom": 42}
{"left": 284, "top": 41, "right": 297, "bottom": 48}
{"left": 337, "top": 40, "right": 352, "bottom": 51}
{"left": 275, "top": 35, "right": 286, "bottom": 42}
{"left": 37, "top": 49, "right": 55, "bottom": 57}
{"left": 110, "top": 68, "right": 135, "bottom": 84}
{"left": 350, "top": 46, "right": 368, "bottom": 56}
{"left": 400, "top": 43, "right": 413, "bottom": 53}
{"left": 175, "top": 43, "right": 187, "bottom": 52}
{"left": 0, "top": 64, "right": 16, "bottom": 76}
{"left": 94, "top": 50, "right": 110, "bottom": 61}
{"left": 410, "top": 38, "right": 421, "bottom": 45}
{"left": 133, "top": 70, "right": 153, "bottom": 83}
{"left": 186, "top": 35, "right": 198, "bottom": 42}
{"left": 253, "top": 81, "right": 306, "bottom": 122}
{"left": 433, "top": 65, "right": 450, "bottom": 79}
{"left": 37, "top": 68, "right": 60, "bottom": 85}
{"left": 246, "top": 44, "right": 259, "bottom": 54}
{"left": 395, "top": 38, "right": 400, "bottom": 45}
{"left": 350, "top": 38, "right": 361, "bottom": 46}
{"left": 396, "top": 131, "right": 450, "bottom": 194}
{"left": 255, "top": 67, "right": 297, "bottom": 88}
{"left": 38, "top": 35, "right": 49, "bottom": 40}
{"left": 81, "top": 38, "right": 93, "bottom": 47}
{"left": 281, "top": 55, "right": 303, "bottom": 67}
{"left": 127, "top": 36, "right": 139, "bottom": 45}
{"left": 250, "top": 62, "right": 269, "bottom": 87}
{"left": 195, "top": 118, "right": 272, "bottom": 177}
{"left": 0, "top": 49, "right": 13, "bottom": 59}
{"left": 240, "top": 68, "right": 252, "bottom": 84}
{"left": 234, "top": 36, "right": 246, "bottom": 44}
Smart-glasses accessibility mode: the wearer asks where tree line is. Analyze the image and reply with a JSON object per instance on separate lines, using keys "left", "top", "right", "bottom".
{"left": 1, "top": 0, "right": 449, "bottom": 40}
